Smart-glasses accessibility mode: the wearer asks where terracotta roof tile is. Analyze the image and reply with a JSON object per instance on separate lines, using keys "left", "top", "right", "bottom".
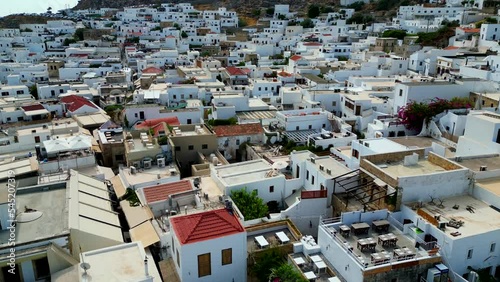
{"left": 225, "top": 66, "right": 249, "bottom": 76}
{"left": 290, "top": 55, "right": 303, "bottom": 61}
{"left": 21, "top": 104, "right": 45, "bottom": 112}
{"left": 171, "top": 208, "right": 245, "bottom": 245}
{"left": 143, "top": 180, "right": 193, "bottom": 203}
{"left": 142, "top": 67, "right": 164, "bottom": 74}
{"left": 134, "top": 117, "right": 180, "bottom": 128}
{"left": 213, "top": 123, "right": 263, "bottom": 137}
{"left": 60, "top": 95, "right": 97, "bottom": 112}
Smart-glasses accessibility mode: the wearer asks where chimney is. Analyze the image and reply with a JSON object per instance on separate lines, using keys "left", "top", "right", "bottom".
{"left": 144, "top": 256, "right": 149, "bottom": 277}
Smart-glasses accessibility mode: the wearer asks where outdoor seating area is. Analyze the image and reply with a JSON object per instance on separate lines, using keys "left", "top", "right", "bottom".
{"left": 247, "top": 224, "right": 297, "bottom": 253}
{"left": 290, "top": 253, "right": 338, "bottom": 282}
{"left": 328, "top": 218, "right": 421, "bottom": 268}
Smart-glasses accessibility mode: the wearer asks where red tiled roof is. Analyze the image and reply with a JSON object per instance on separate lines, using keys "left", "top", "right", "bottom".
{"left": 457, "top": 27, "right": 480, "bottom": 33}
{"left": 142, "top": 66, "right": 163, "bottom": 74}
{"left": 213, "top": 123, "right": 263, "bottom": 137}
{"left": 278, "top": 71, "right": 293, "bottom": 77}
{"left": 171, "top": 208, "right": 245, "bottom": 245}
{"left": 225, "top": 66, "right": 248, "bottom": 76}
{"left": 443, "top": 46, "right": 460, "bottom": 50}
{"left": 303, "top": 42, "right": 322, "bottom": 46}
{"left": 60, "top": 95, "right": 97, "bottom": 112}
{"left": 134, "top": 117, "right": 180, "bottom": 128}
{"left": 21, "top": 104, "right": 45, "bottom": 112}
{"left": 143, "top": 180, "right": 193, "bottom": 203}
{"left": 289, "top": 55, "right": 303, "bottom": 61}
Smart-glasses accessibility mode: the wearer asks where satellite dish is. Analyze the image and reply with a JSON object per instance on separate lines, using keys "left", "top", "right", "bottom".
{"left": 80, "top": 262, "right": 91, "bottom": 271}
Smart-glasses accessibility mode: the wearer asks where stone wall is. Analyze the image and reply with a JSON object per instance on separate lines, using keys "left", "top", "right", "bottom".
{"left": 364, "top": 256, "right": 442, "bottom": 282}
{"left": 428, "top": 152, "right": 462, "bottom": 170}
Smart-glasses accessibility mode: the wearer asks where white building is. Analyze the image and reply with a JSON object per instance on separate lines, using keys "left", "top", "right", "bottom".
{"left": 170, "top": 208, "right": 247, "bottom": 282}
{"left": 456, "top": 111, "right": 500, "bottom": 157}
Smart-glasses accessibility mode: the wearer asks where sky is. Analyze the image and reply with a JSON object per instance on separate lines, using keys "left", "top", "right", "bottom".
{"left": 1, "top": 0, "right": 79, "bottom": 17}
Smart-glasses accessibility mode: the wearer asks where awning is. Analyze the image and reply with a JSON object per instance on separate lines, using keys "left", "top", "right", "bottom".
{"left": 119, "top": 199, "right": 153, "bottom": 228}
{"left": 67, "top": 135, "right": 92, "bottom": 150}
{"left": 129, "top": 221, "right": 160, "bottom": 248}
{"left": 111, "top": 175, "right": 126, "bottom": 198}
{"left": 23, "top": 109, "right": 49, "bottom": 116}
{"left": 43, "top": 139, "right": 71, "bottom": 154}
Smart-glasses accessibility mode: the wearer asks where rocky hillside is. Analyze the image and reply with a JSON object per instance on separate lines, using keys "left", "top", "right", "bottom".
{"left": 0, "top": 15, "right": 54, "bottom": 28}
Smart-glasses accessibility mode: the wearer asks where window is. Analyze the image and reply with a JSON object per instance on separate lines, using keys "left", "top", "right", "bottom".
{"left": 399, "top": 89, "right": 403, "bottom": 97}
{"left": 1, "top": 91, "right": 8, "bottom": 96}
{"left": 253, "top": 189, "right": 258, "bottom": 195}
{"left": 306, "top": 170, "right": 309, "bottom": 180}
{"left": 322, "top": 124, "right": 326, "bottom": 128}
{"left": 115, "top": 154, "right": 124, "bottom": 161}
{"left": 467, "top": 249, "right": 473, "bottom": 259}
{"left": 236, "top": 139, "right": 240, "bottom": 145}
{"left": 176, "top": 250, "right": 180, "bottom": 267}
{"left": 172, "top": 237, "right": 175, "bottom": 253}
{"left": 312, "top": 176, "right": 315, "bottom": 185}
{"left": 59, "top": 89, "right": 64, "bottom": 94}
{"left": 269, "top": 186, "right": 274, "bottom": 193}
{"left": 16, "top": 90, "right": 24, "bottom": 94}
{"left": 173, "top": 95, "right": 177, "bottom": 99}
{"left": 320, "top": 184, "right": 325, "bottom": 190}
{"left": 222, "top": 248, "right": 232, "bottom": 265}
{"left": 187, "top": 119, "right": 192, "bottom": 124}
{"left": 175, "top": 146, "right": 181, "bottom": 151}
{"left": 490, "top": 243, "right": 496, "bottom": 253}
{"left": 33, "top": 257, "right": 50, "bottom": 280}
{"left": 188, "top": 145, "right": 194, "bottom": 150}
{"left": 34, "top": 136, "right": 40, "bottom": 143}
{"left": 296, "top": 126, "right": 299, "bottom": 130}
{"left": 2, "top": 265, "right": 21, "bottom": 282}
{"left": 198, "top": 253, "right": 211, "bottom": 277}
{"left": 247, "top": 137, "right": 251, "bottom": 142}
{"left": 308, "top": 125, "right": 312, "bottom": 130}
{"left": 332, "top": 101, "right": 336, "bottom": 107}
{"left": 202, "top": 144, "right": 208, "bottom": 149}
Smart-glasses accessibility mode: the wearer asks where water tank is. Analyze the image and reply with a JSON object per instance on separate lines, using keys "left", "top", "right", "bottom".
{"left": 212, "top": 156, "right": 218, "bottom": 165}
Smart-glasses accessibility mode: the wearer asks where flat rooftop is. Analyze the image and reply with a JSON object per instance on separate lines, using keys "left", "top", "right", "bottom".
{"left": 214, "top": 159, "right": 282, "bottom": 186}
{"left": 407, "top": 195, "right": 500, "bottom": 239}
{"left": 79, "top": 242, "right": 162, "bottom": 282}
{"left": 476, "top": 177, "right": 500, "bottom": 197}
{"left": 121, "top": 165, "right": 180, "bottom": 187}
{"left": 314, "top": 157, "right": 351, "bottom": 178}
{"left": 379, "top": 159, "right": 447, "bottom": 178}
{"left": 0, "top": 183, "right": 69, "bottom": 249}
{"left": 459, "top": 156, "right": 500, "bottom": 172}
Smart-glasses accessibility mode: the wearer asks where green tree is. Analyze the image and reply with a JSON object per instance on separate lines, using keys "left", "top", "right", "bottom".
{"left": 307, "top": 4, "right": 321, "bottom": 18}
{"left": 238, "top": 18, "right": 248, "bottom": 27}
{"left": 251, "top": 248, "right": 285, "bottom": 282}
{"left": 266, "top": 7, "right": 275, "bottom": 16}
{"left": 63, "top": 38, "right": 77, "bottom": 46}
{"left": 300, "top": 18, "right": 315, "bottom": 28}
{"left": 29, "top": 85, "right": 38, "bottom": 100}
{"left": 181, "top": 31, "right": 188, "bottom": 38}
{"left": 382, "top": 30, "right": 407, "bottom": 40}
{"left": 320, "top": 6, "right": 334, "bottom": 14}
{"left": 269, "top": 263, "right": 308, "bottom": 282}
{"left": 252, "top": 9, "right": 261, "bottom": 17}
{"left": 74, "top": 28, "right": 86, "bottom": 41}
{"left": 230, "top": 188, "right": 268, "bottom": 220}
{"left": 347, "top": 1, "right": 365, "bottom": 11}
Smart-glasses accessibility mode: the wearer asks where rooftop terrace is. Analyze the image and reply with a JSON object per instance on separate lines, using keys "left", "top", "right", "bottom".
{"left": 406, "top": 194, "right": 500, "bottom": 239}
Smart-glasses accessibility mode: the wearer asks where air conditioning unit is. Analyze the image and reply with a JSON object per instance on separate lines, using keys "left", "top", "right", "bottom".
{"left": 326, "top": 169, "right": 332, "bottom": 175}
{"left": 133, "top": 161, "right": 141, "bottom": 168}
{"left": 319, "top": 165, "right": 324, "bottom": 171}
{"left": 310, "top": 157, "right": 316, "bottom": 164}
{"left": 157, "top": 157, "right": 165, "bottom": 167}
{"left": 144, "top": 160, "right": 152, "bottom": 169}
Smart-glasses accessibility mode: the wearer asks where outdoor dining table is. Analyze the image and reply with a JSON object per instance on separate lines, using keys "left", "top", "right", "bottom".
{"left": 351, "top": 222, "right": 370, "bottom": 235}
